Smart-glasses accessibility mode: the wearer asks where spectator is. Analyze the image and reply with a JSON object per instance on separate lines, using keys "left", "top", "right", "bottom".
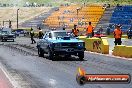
{"left": 86, "top": 22, "right": 94, "bottom": 38}
{"left": 30, "top": 28, "right": 36, "bottom": 44}
{"left": 99, "top": 26, "right": 103, "bottom": 34}
{"left": 106, "top": 27, "right": 111, "bottom": 35}
{"left": 63, "top": 27, "right": 65, "bottom": 30}
{"left": 113, "top": 25, "right": 123, "bottom": 45}
{"left": 72, "top": 24, "right": 79, "bottom": 37}
{"left": 38, "top": 27, "right": 44, "bottom": 39}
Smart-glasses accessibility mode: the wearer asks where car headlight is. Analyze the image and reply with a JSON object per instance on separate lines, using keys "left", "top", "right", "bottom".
{"left": 78, "top": 42, "right": 84, "bottom": 47}
{"left": 54, "top": 43, "right": 61, "bottom": 47}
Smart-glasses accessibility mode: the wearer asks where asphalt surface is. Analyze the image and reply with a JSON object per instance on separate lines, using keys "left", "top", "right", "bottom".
{"left": 0, "top": 37, "right": 132, "bottom": 88}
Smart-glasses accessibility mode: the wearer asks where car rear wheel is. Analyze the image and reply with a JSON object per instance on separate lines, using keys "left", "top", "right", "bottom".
{"left": 78, "top": 52, "right": 84, "bottom": 61}
{"left": 38, "top": 48, "right": 44, "bottom": 57}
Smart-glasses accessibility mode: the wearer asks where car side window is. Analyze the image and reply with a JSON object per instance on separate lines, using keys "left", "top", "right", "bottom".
{"left": 43, "top": 32, "right": 48, "bottom": 39}
{"left": 44, "top": 32, "right": 52, "bottom": 39}
{"left": 45, "top": 33, "right": 49, "bottom": 38}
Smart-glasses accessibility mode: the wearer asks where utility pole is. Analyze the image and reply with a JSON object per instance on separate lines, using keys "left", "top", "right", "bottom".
{"left": 17, "top": 9, "right": 19, "bottom": 29}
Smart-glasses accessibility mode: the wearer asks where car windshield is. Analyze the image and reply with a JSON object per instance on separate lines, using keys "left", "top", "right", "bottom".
{"left": 53, "top": 32, "right": 74, "bottom": 38}
{"left": 1, "top": 31, "right": 10, "bottom": 34}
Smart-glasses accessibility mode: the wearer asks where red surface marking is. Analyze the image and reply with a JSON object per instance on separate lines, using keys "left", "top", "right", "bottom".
{"left": 0, "top": 68, "right": 13, "bottom": 88}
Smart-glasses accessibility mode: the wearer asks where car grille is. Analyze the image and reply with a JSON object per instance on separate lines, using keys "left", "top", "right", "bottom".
{"left": 61, "top": 43, "right": 78, "bottom": 48}
{"left": 9, "top": 35, "right": 14, "bottom": 37}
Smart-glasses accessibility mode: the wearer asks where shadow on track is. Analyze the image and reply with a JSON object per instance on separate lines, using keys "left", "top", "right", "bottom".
{"left": 43, "top": 55, "right": 87, "bottom": 61}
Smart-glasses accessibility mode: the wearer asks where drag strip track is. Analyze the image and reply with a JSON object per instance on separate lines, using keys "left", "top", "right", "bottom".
{"left": 0, "top": 43, "right": 132, "bottom": 88}
{"left": 3, "top": 44, "right": 132, "bottom": 74}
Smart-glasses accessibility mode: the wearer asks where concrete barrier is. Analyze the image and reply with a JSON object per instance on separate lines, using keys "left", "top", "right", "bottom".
{"left": 112, "top": 45, "right": 132, "bottom": 58}
{"left": 79, "top": 36, "right": 109, "bottom": 54}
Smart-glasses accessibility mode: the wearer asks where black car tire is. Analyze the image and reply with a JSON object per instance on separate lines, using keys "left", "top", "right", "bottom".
{"left": 47, "top": 48, "right": 54, "bottom": 60}
{"left": 128, "top": 36, "right": 130, "bottom": 39}
{"left": 1, "top": 39, "right": 3, "bottom": 42}
{"left": 78, "top": 52, "right": 84, "bottom": 61}
{"left": 38, "top": 48, "right": 44, "bottom": 57}
{"left": 1, "top": 39, "right": 5, "bottom": 42}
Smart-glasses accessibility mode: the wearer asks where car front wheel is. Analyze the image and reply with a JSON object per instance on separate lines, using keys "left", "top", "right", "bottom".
{"left": 1, "top": 39, "right": 3, "bottom": 42}
{"left": 128, "top": 35, "right": 132, "bottom": 39}
{"left": 78, "top": 52, "right": 84, "bottom": 61}
{"left": 47, "top": 48, "right": 54, "bottom": 60}
{"left": 38, "top": 48, "right": 44, "bottom": 57}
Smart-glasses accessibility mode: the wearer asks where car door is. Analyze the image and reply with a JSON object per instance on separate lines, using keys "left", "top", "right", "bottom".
{"left": 40, "top": 32, "right": 48, "bottom": 51}
{"left": 41, "top": 32, "right": 52, "bottom": 52}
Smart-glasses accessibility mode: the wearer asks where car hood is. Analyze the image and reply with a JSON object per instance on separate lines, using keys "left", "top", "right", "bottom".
{"left": 48, "top": 38, "right": 84, "bottom": 43}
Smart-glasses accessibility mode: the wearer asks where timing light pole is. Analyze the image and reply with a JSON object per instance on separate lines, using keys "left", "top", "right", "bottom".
{"left": 17, "top": 8, "right": 19, "bottom": 29}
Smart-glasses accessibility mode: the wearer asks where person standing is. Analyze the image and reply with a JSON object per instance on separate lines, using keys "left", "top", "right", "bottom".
{"left": 86, "top": 22, "right": 94, "bottom": 38}
{"left": 63, "top": 27, "right": 65, "bottom": 30}
{"left": 106, "top": 26, "right": 111, "bottom": 35}
{"left": 99, "top": 26, "right": 103, "bottom": 34}
{"left": 38, "top": 27, "right": 44, "bottom": 39}
{"left": 113, "top": 25, "right": 123, "bottom": 45}
{"left": 30, "top": 28, "right": 36, "bottom": 44}
{"left": 72, "top": 24, "right": 79, "bottom": 37}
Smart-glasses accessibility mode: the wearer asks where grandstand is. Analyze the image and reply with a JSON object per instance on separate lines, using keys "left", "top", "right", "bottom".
{"left": 0, "top": 0, "right": 131, "bottom": 33}
{"left": 109, "top": 5, "right": 132, "bottom": 33}
{"left": 44, "top": 4, "right": 105, "bottom": 30}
